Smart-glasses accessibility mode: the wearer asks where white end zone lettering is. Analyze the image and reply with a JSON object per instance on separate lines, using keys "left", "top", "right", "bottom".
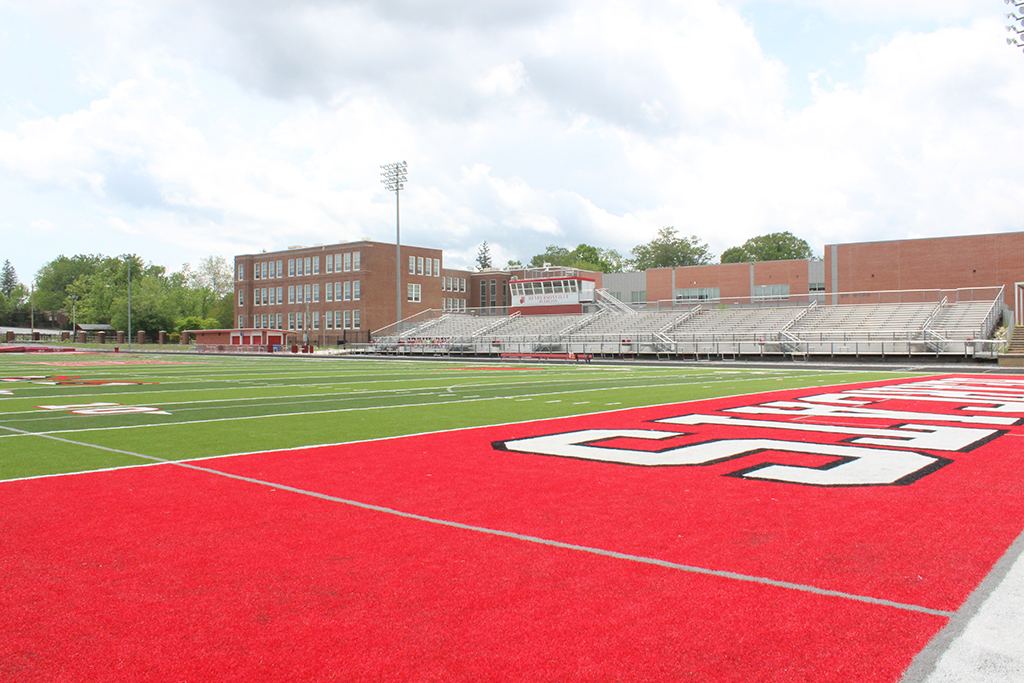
{"left": 656, "top": 414, "right": 1002, "bottom": 451}
{"left": 724, "top": 401, "right": 1020, "bottom": 427}
{"left": 36, "top": 403, "right": 170, "bottom": 416}
{"left": 494, "top": 429, "right": 947, "bottom": 487}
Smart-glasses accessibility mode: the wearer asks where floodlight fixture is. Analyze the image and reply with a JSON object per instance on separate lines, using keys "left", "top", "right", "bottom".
{"left": 1007, "top": 0, "right": 1024, "bottom": 53}
{"left": 380, "top": 160, "right": 409, "bottom": 325}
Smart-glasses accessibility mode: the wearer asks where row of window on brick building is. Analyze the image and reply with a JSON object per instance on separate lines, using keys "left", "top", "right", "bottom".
{"left": 240, "top": 252, "right": 364, "bottom": 281}
{"left": 243, "top": 282, "right": 362, "bottom": 307}
{"left": 239, "top": 311, "right": 362, "bottom": 331}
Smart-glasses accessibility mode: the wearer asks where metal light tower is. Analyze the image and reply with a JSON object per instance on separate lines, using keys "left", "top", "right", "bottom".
{"left": 380, "top": 160, "right": 408, "bottom": 327}
{"left": 1007, "top": 0, "right": 1024, "bottom": 52}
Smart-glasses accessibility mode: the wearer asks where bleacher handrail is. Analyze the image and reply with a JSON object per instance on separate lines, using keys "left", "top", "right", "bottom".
{"left": 596, "top": 288, "right": 639, "bottom": 315}
{"left": 659, "top": 305, "right": 701, "bottom": 334}
{"left": 560, "top": 311, "right": 603, "bottom": 336}
{"left": 979, "top": 286, "right": 1005, "bottom": 339}
{"left": 472, "top": 311, "right": 521, "bottom": 338}
{"left": 781, "top": 300, "right": 817, "bottom": 334}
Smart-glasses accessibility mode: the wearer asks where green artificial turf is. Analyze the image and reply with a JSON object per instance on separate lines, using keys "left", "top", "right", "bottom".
{"left": 0, "top": 351, "right": 925, "bottom": 480}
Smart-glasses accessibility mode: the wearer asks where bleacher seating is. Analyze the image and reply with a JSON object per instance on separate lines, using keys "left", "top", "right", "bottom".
{"left": 375, "top": 291, "right": 1003, "bottom": 358}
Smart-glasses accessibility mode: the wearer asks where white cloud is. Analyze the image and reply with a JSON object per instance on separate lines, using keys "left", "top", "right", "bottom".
{"left": 1, "top": 0, "right": 1024, "bottom": 279}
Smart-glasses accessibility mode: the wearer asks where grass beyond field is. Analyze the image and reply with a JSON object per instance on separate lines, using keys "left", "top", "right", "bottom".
{"left": 0, "top": 351, "right": 920, "bottom": 480}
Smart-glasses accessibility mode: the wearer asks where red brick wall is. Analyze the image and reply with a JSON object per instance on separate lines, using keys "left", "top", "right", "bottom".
{"left": 751, "top": 260, "right": 811, "bottom": 297}
{"left": 646, "top": 268, "right": 673, "bottom": 301}
{"left": 826, "top": 232, "right": 1024, "bottom": 300}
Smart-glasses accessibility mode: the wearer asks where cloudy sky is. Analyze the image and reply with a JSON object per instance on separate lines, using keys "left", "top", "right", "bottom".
{"left": 2, "top": 0, "right": 1022, "bottom": 281}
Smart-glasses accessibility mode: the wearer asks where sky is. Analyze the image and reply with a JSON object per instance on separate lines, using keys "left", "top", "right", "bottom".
{"left": 2, "top": 0, "right": 1023, "bottom": 281}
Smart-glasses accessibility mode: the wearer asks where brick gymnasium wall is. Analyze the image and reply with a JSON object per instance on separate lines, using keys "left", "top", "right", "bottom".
{"left": 751, "top": 259, "right": 811, "bottom": 298}
{"left": 826, "top": 232, "right": 1024, "bottom": 300}
{"left": 646, "top": 261, "right": 809, "bottom": 303}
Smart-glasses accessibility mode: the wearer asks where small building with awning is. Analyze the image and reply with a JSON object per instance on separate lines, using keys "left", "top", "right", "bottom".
{"left": 187, "top": 328, "right": 287, "bottom": 348}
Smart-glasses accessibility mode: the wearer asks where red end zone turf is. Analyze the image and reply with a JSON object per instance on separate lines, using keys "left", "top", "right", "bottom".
{"left": 3, "top": 374, "right": 1023, "bottom": 682}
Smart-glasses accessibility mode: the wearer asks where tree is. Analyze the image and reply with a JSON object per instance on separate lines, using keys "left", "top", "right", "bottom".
{"left": 629, "top": 227, "right": 713, "bottom": 270}
{"left": 110, "top": 273, "right": 178, "bottom": 335}
{"left": 476, "top": 241, "right": 492, "bottom": 270}
{"left": 719, "top": 246, "right": 750, "bottom": 264}
{"left": 177, "top": 256, "right": 234, "bottom": 318}
{"left": 207, "top": 292, "right": 235, "bottom": 329}
{"left": 527, "top": 244, "right": 627, "bottom": 273}
{"left": 1, "top": 260, "right": 18, "bottom": 297}
{"left": 33, "top": 254, "right": 103, "bottom": 323}
{"left": 528, "top": 245, "right": 572, "bottom": 268}
{"left": 0, "top": 283, "right": 31, "bottom": 326}
{"left": 721, "top": 232, "right": 814, "bottom": 263}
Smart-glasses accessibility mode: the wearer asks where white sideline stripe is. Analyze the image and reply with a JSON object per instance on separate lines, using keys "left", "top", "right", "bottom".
{"left": 0, "top": 371, "right": 873, "bottom": 436}
{"left": 900, "top": 530, "right": 1024, "bottom": 682}
{"left": 0, "top": 424, "right": 954, "bottom": 619}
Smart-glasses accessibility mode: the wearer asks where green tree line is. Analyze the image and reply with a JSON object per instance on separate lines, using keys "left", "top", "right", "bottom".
{"left": 0, "top": 254, "right": 235, "bottom": 334}
{"left": 491, "top": 229, "right": 816, "bottom": 272}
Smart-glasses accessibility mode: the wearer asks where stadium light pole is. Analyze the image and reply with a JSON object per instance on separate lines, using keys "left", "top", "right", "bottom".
{"left": 380, "top": 161, "right": 408, "bottom": 329}
{"left": 1007, "top": 0, "right": 1024, "bottom": 52}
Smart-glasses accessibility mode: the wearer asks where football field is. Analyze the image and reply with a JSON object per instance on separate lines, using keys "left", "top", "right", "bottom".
{"left": 2, "top": 352, "right": 1023, "bottom": 681}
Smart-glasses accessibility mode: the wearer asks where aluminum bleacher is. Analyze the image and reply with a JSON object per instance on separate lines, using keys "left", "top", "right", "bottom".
{"left": 371, "top": 287, "right": 1004, "bottom": 359}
